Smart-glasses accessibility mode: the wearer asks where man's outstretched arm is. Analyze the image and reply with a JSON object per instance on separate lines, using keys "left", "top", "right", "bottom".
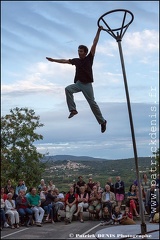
{"left": 46, "top": 57, "right": 71, "bottom": 64}
{"left": 90, "top": 26, "right": 103, "bottom": 56}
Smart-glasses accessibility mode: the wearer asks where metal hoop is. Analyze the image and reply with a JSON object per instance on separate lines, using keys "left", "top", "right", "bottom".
{"left": 97, "top": 9, "right": 134, "bottom": 40}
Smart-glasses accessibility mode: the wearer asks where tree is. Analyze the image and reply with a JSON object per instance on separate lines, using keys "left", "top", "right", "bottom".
{"left": 1, "top": 107, "right": 46, "bottom": 188}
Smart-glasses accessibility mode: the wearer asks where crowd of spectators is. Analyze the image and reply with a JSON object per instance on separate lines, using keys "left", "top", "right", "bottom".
{"left": 0, "top": 174, "right": 159, "bottom": 230}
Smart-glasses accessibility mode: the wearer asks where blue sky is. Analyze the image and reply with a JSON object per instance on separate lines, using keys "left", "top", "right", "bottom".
{"left": 1, "top": 1, "right": 159, "bottom": 159}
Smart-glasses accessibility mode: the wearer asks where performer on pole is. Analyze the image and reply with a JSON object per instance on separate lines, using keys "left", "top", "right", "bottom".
{"left": 46, "top": 26, "right": 107, "bottom": 133}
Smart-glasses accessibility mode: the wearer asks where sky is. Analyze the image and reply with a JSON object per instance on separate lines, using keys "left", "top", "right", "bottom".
{"left": 1, "top": 1, "right": 159, "bottom": 159}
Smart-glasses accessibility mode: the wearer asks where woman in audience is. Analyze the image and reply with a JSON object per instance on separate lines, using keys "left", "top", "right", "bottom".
{"left": 16, "top": 189, "right": 33, "bottom": 226}
{"left": 64, "top": 186, "right": 78, "bottom": 224}
{"left": 5, "top": 193, "right": 20, "bottom": 229}
{"left": 88, "top": 185, "right": 101, "bottom": 219}
{"left": 74, "top": 186, "right": 89, "bottom": 222}
{"left": 127, "top": 184, "right": 139, "bottom": 217}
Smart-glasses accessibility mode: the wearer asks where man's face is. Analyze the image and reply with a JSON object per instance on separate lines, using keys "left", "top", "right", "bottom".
{"left": 78, "top": 48, "right": 87, "bottom": 59}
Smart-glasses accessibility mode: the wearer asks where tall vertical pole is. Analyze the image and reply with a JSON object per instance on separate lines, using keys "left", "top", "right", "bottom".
{"left": 117, "top": 33, "right": 146, "bottom": 234}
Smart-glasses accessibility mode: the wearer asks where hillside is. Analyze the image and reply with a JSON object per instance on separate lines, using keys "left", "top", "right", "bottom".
{"left": 42, "top": 155, "right": 152, "bottom": 192}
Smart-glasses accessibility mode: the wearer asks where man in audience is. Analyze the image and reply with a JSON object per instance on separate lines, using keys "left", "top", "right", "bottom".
{"left": 27, "top": 188, "right": 44, "bottom": 227}
{"left": 101, "top": 184, "right": 116, "bottom": 213}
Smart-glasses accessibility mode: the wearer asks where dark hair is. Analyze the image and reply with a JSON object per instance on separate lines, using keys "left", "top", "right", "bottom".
{"left": 78, "top": 45, "right": 88, "bottom": 54}
{"left": 129, "top": 184, "right": 136, "bottom": 192}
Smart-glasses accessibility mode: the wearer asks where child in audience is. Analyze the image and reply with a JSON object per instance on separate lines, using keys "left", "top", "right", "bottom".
{"left": 100, "top": 206, "right": 113, "bottom": 226}
{"left": 120, "top": 206, "right": 136, "bottom": 225}
{"left": 112, "top": 206, "right": 122, "bottom": 225}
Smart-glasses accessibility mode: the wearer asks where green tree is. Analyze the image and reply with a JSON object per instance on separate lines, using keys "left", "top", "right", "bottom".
{"left": 1, "top": 107, "right": 45, "bottom": 188}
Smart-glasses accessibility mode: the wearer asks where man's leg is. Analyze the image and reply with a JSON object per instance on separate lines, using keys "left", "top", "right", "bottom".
{"left": 65, "top": 82, "right": 81, "bottom": 114}
{"left": 81, "top": 82, "right": 105, "bottom": 124}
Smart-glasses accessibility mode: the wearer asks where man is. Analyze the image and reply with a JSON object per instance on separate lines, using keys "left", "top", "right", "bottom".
{"left": 53, "top": 188, "right": 65, "bottom": 222}
{"left": 101, "top": 184, "right": 116, "bottom": 213}
{"left": 46, "top": 26, "right": 107, "bottom": 133}
{"left": 114, "top": 176, "right": 125, "bottom": 208}
{"left": 27, "top": 188, "right": 44, "bottom": 226}
{"left": 75, "top": 176, "right": 86, "bottom": 195}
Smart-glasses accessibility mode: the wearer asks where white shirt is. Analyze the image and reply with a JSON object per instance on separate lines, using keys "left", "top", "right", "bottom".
{"left": 105, "top": 192, "right": 110, "bottom": 201}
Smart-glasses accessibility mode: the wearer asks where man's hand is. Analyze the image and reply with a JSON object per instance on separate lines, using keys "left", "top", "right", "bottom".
{"left": 46, "top": 57, "right": 53, "bottom": 62}
{"left": 98, "top": 26, "right": 103, "bottom": 31}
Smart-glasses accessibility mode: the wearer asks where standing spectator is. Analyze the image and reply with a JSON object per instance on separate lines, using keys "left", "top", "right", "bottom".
{"left": 74, "top": 186, "right": 89, "bottom": 223}
{"left": 64, "top": 186, "right": 78, "bottom": 224}
{"left": 38, "top": 179, "right": 46, "bottom": 193}
{"left": 5, "top": 193, "right": 20, "bottom": 229}
{"left": 101, "top": 185, "right": 116, "bottom": 214}
{"left": 156, "top": 174, "right": 160, "bottom": 189}
{"left": 15, "top": 179, "right": 27, "bottom": 195}
{"left": 4, "top": 180, "right": 14, "bottom": 194}
{"left": 16, "top": 189, "right": 33, "bottom": 226}
{"left": 53, "top": 188, "right": 65, "bottom": 222}
{"left": 127, "top": 184, "right": 139, "bottom": 217}
{"left": 75, "top": 176, "right": 86, "bottom": 195}
{"left": 145, "top": 184, "right": 159, "bottom": 222}
{"left": 96, "top": 181, "right": 104, "bottom": 193}
{"left": 114, "top": 176, "right": 125, "bottom": 208}
{"left": 27, "top": 188, "right": 44, "bottom": 227}
{"left": 47, "top": 180, "right": 55, "bottom": 191}
{"left": 106, "top": 177, "right": 115, "bottom": 193}
{"left": 86, "top": 177, "right": 95, "bottom": 197}
{"left": 9, "top": 187, "right": 18, "bottom": 202}
{"left": 112, "top": 206, "right": 123, "bottom": 225}
{"left": 136, "top": 185, "right": 147, "bottom": 214}
{"left": 1, "top": 188, "right": 7, "bottom": 202}
{"left": 141, "top": 173, "right": 151, "bottom": 193}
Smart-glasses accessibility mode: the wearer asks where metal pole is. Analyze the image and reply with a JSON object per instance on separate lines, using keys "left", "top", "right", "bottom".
{"left": 116, "top": 34, "right": 146, "bottom": 234}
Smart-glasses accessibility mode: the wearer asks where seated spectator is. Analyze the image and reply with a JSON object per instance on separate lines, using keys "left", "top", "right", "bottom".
{"left": 88, "top": 185, "right": 101, "bottom": 219}
{"left": 38, "top": 179, "right": 46, "bottom": 193}
{"left": 15, "top": 179, "right": 27, "bottom": 195}
{"left": 64, "top": 186, "right": 78, "bottom": 224}
{"left": 86, "top": 177, "right": 95, "bottom": 197}
{"left": 141, "top": 173, "right": 151, "bottom": 193}
{"left": 47, "top": 180, "right": 55, "bottom": 191}
{"left": 153, "top": 206, "right": 159, "bottom": 223}
{"left": 1, "top": 188, "right": 7, "bottom": 202}
{"left": 53, "top": 188, "right": 65, "bottom": 222}
{"left": 112, "top": 206, "right": 122, "bottom": 225}
{"left": 127, "top": 184, "right": 139, "bottom": 217}
{"left": 25, "top": 187, "right": 33, "bottom": 198}
{"left": 101, "top": 184, "right": 116, "bottom": 214}
{"left": 100, "top": 206, "right": 113, "bottom": 226}
{"left": 27, "top": 187, "right": 44, "bottom": 227}
{"left": 40, "top": 186, "right": 48, "bottom": 204}
{"left": 16, "top": 189, "right": 33, "bottom": 226}
{"left": 145, "top": 184, "right": 159, "bottom": 222}
{"left": 74, "top": 186, "right": 89, "bottom": 223}
{"left": 4, "top": 180, "right": 14, "bottom": 194}
{"left": 0, "top": 197, "right": 10, "bottom": 229}
{"left": 41, "top": 190, "right": 56, "bottom": 223}
{"left": 120, "top": 206, "right": 136, "bottom": 225}
{"left": 114, "top": 176, "right": 125, "bottom": 208}
{"left": 5, "top": 193, "right": 20, "bottom": 229}
{"left": 106, "top": 177, "right": 115, "bottom": 193}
